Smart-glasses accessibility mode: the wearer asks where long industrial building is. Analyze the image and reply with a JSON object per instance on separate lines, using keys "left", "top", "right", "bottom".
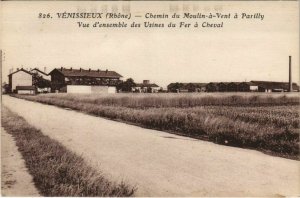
{"left": 168, "top": 81, "right": 299, "bottom": 93}
{"left": 49, "top": 67, "right": 123, "bottom": 93}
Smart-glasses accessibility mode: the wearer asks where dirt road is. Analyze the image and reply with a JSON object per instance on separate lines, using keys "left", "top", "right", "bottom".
{"left": 1, "top": 127, "right": 40, "bottom": 196}
{"left": 2, "top": 95, "right": 300, "bottom": 196}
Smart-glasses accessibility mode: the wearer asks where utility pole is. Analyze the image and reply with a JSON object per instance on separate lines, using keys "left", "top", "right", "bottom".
{"left": 289, "top": 56, "right": 292, "bottom": 92}
{"left": 0, "top": 50, "right": 2, "bottom": 95}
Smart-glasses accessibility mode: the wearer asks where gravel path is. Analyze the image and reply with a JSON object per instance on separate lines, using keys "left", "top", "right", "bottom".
{"left": 1, "top": 127, "right": 40, "bottom": 196}
{"left": 3, "top": 95, "right": 300, "bottom": 197}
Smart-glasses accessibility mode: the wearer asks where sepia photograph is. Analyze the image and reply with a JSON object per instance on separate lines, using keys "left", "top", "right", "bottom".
{"left": 1, "top": 1, "right": 299, "bottom": 197}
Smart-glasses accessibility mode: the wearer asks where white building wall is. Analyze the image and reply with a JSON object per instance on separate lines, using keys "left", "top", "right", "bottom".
{"left": 37, "top": 87, "right": 51, "bottom": 93}
{"left": 107, "top": 86, "right": 116, "bottom": 93}
{"left": 133, "top": 86, "right": 159, "bottom": 93}
{"left": 250, "top": 85, "right": 258, "bottom": 91}
{"left": 17, "top": 90, "right": 35, "bottom": 95}
{"left": 152, "top": 87, "right": 160, "bottom": 93}
{"left": 67, "top": 85, "right": 91, "bottom": 93}
{"left": 12, "top": 71, "right": 33, "bottom": 91}
{"left": 67, "top": 85, "right": 116, "bottom": 94}
{"left": 91, "top": 86, "right": 108, "bottom": 93}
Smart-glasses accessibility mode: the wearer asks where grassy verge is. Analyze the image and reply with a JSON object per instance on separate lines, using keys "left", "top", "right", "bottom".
{"left": 13, "top": 94, "right": 300, "bottom": 159}
{"left": 1, "top": 106, "right": 135, "bottom": 196}
{"left": 13, "top": 92, "right": 300, "bottom": 108}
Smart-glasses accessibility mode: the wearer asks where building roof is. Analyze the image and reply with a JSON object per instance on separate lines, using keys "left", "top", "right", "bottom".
{"left": 228, "top": 82, "right": 244, "bottom": 85}
{"left": 136, "top": 83, "right": 159, "bottom": 88}
{"left": 251, "top": 81, "right": 299, "bottom": 90}
{"left": 30, "top": 68, "right": 49, "bottom": 76}
{"left": 50, "top": 68, "right": 123, "bottom": 78}
{"left": 8, "top": 68, "right": 32, "bottom": 76}
{"left": 239, "top": 82, "right": 257, "bottom": 86}
{"left": 16, "top": 86, "right": 36, "bottom": 90}
{"left": 187, "top": 83, "right": 207, "bottom": 87}
{"left": 168, "top": 82, "right": 207, "bottom": 88}
{"left": 206, "top": 82, "right": 219, "bottom": 85}
{"left": 217, "top": 82, "right": 230, "bottom": 85}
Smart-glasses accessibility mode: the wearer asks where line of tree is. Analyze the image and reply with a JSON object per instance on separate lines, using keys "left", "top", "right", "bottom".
{"left": 116, "top": 78, "right": 136, "bottom": 92}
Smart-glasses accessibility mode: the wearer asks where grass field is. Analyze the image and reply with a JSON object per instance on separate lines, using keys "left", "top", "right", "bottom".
{"left": 14, "top": 93, "right": 300, "bottom": 159}
{"left": 1, "top": 106, "right": 135, "bottom": 196}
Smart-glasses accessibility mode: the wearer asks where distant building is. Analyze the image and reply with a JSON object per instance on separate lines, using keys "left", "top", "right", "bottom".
{"left": 227, "top": 82, "right": 239, "bottom": 92}
{"left": 251, "top": 81, "right": 300, "bottom": 92}
{"left": 186, "top": 83, "right": 207, "bottom": 92}
{"left": 205, "top": 81, "right": 299, "bottom": 92}
{"left": 217, "top": 82, "right": 229, "bottom": 92}
{"left": 167, "top": 83, "right": 207, "bottom": 93}
{"left": 8, "top": 68, "right": 34, "bottom": 93}
{"left": 238, "top": 82, "right": 258, "bottom": 92}
{"left": 49, "top": 67, "right": 123, "bottom": 93}
{"left": 133, "top": 80, "right": 160, "bottom": 93}
{"left": 30, "top": 68, "right": 51, "bottom": 81}
{"left": 8, "top": 68, "right": 51, "bottom": 94}
{"left": 16, "top": 86, "right": 36, "bottom": 95}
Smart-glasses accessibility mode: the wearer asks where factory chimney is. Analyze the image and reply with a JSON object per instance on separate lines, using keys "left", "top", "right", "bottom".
{"left": 289, "top": 56, "right": 292, "bottom": 92}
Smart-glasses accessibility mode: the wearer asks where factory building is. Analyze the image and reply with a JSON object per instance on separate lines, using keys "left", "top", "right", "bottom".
{"left": 49, "top": 67, "right": 123, "bottom": 94}
{"left": 8, "top": 68, "right": 35, "bottom": 94}
{"left": 167, "top": 83, "right": 207, "bottom": 93}
{"left": 133, "top": 80, "right": 160, "bottom": 93}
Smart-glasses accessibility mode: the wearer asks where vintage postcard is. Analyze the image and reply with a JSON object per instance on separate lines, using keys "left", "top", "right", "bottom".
{"left": 1, "top": 1, "right": 299, "bottom": 197}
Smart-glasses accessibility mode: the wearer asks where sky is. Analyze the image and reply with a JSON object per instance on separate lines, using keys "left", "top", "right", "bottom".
{"left": 1, "top": 1, "right": 299, "bottom": 88}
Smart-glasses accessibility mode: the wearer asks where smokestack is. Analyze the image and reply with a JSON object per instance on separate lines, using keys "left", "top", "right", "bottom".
{"left": 44, "top": 67, "right": 47, "bottom": 73}
{"left": 289, "top": 56, "right": 292, "bottom": 92}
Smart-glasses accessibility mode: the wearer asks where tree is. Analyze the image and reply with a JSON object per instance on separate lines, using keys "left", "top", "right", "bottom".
{"left": 186, "top": 83, "right": 196, "bottom": 92}
{"left": 2, "top": 82, "right": 10, "bottom": 94}
{"left": 167, "top": 82, "right": 183, "bottom": 93}
{"left": 117, "top": 78, "right": 136, "bottom": 92}
{"left": 32, "top": 73, "right": 51, "bottom": 89}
